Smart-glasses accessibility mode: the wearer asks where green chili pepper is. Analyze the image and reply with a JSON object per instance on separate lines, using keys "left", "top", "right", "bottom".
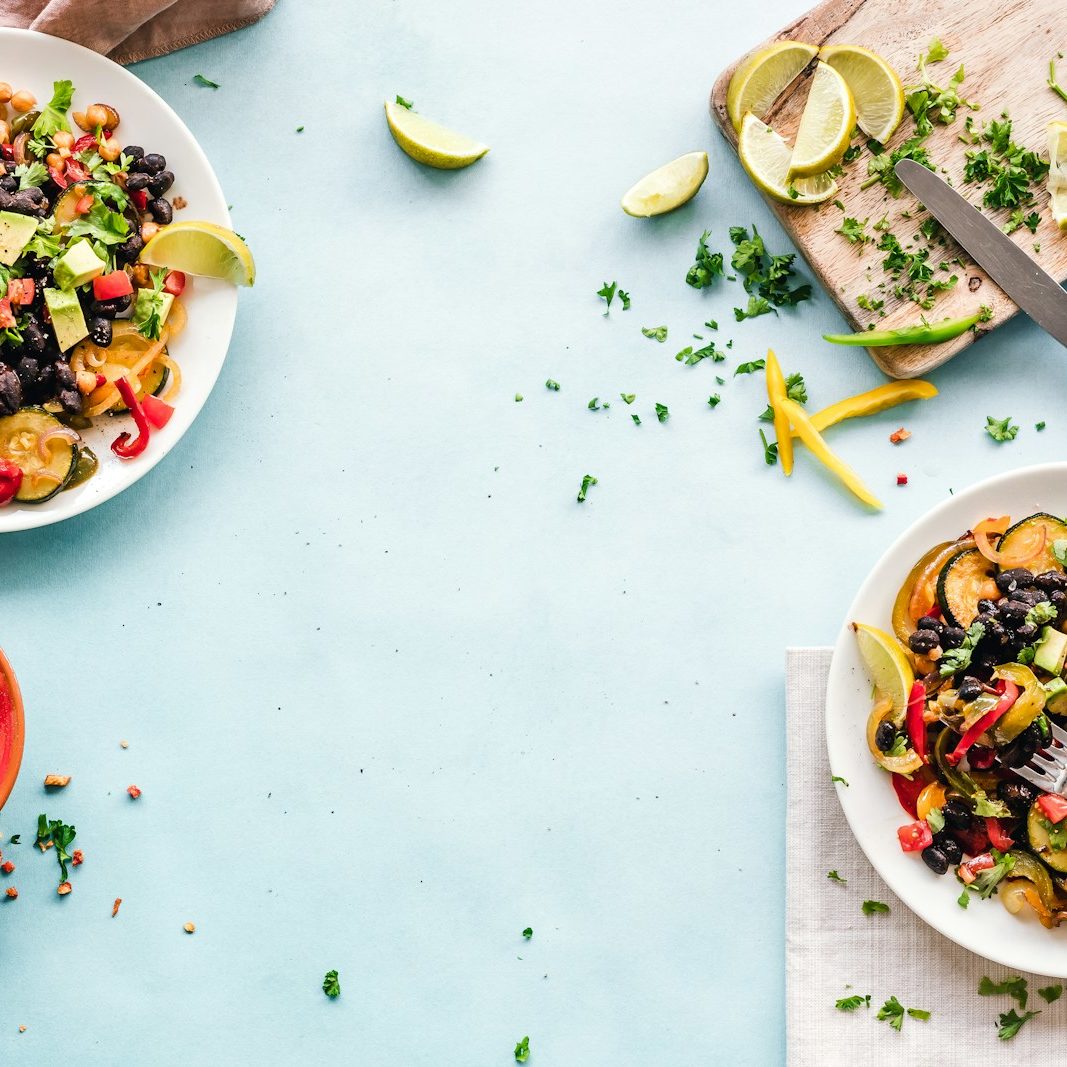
{"left": 824, "top": 305, "right": 992, "bottom": 347}
{"left": 933, "top": 726, "right": 977, "bottom": 798}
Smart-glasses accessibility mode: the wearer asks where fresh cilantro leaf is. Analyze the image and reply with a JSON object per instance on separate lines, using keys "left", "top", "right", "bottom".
{"left": 857, "top": 294, "right": 884, "bottom": 313}
{"left": 514, "top": 1036, "right": 530, "bottom": 1063}
{"left": 907, "top": 1008, "right": 931, "bottom": 1021}
{"left": 831, "top": 775, "right": 849, "bottom": 786}
{"left": 862, "top": 900, "right": 890, "bottom": 915}
{"left": 36, "top": 813, "right": 76, "bottom": 884}
{"left": 654, "top": 403, "right": 669, "bottom": 424}
{"left": 65, "top": 201, "right": 130, "bottom": 247}
{"left": 194, "top": 74, "right": 220, "bottom": 89}
{"left": 322, "top": 970, "right": 340, "bottom": 997}
{"left": 734, "top": 359, "right": 766, "bottom": 376}
{"left": 923, "top": 38, "right": 949, "bottom": 64}
{"left": 395, "top": 95, "right": 414, "bottom": 109}
{"left": 835, "top": 994, "right": 870, "bottom": 1011}
{"left": 31, "top": 80, "right": 74, "bottom": 138}
{"left": 939, "top": 621, "right": 986, "bottom": 676}
{"left": 631, "top": 413, "right": 641, "bottom": 426}
{"left": 985, "top": 415, "right": 1019, "bottom": 443}
{"left": 705, "top": 319, "right": 718, "bottom": 331}
{"left": 587, "top": 397, "right": 600, "bottom": 410}
{"left": 545, "top": 379, "right": 560, "bottom": 391}
{"left": 734, "top": 294, "right": 775, "bottom": 321}
{"left": 641, "top": 325, "right": 668, "bottom": 342}
{"left": 597, "top": 281, "right": 617, "bottom": 312}
{"left": 971, "top": 848, "right": 1016, "bottom": 897}
{"left": 876, "top": 996, "right": 905, "bottom": 1031}
{"left": 134, "top": 269, "right": 168, "bottom": 341}
{"left": 1027, "top": 601, "right": 1057, "bottom": 627}
{"left": 1039, "top": 984, "right": 1063, "bottom": 1004}
{"left": 759, "top": 429, "right": 777, "bottom": 466}
{"left": 15, "top": 161, "right": 47, "bottom": 190}
{"left": 8, "top": 834, "right": 19, "bottom": 845}
{"left": 727, "top": 225, "right": 811, "bottom": 308}
{"left": 618, "top": 289, "right": 630, "bottom": 310}
{"left": 620, "top": 393, "right": 636, "bottom": 404}
{"left": 958, "top": 888, "right": 970, "bottom": 908}
{"left": 998, "top": 1009, "right": 1039, "bottom": 1040}
{"left": 836, "top": 217, "right": 871, "bottom": 246}
{"left": 577, "top": 474, "right": 598, "bottom": 502}
{"left": 522, "top": 927, "right": 533, "bottom": 940}
{"left": 675, "top": 341, "right": 724, "bottom": 366}
{"left": 827, "top": 870, "right": 847, "bottom": 884}
{"left": 1037, "top": 421, "right": 1047, "bottom": 431}
{"left": 706, "top": 394, "right": 721, "bottom": 408}
{"left": 685, "top": 230, "right": 725, "bottom": 289}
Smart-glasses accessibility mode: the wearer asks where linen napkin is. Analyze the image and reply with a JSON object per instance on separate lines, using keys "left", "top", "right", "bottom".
{"left": 787, "top": 646, "right": 1065, "bottom": 1066}
{"left": 0, "top": 0, "right": 276, "bottom": 64}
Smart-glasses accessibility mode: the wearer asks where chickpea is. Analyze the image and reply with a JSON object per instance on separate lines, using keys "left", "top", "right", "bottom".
{"left": 0, "top": 121, "right": 9, "bottom": 144}
{"left": 96, "top": 104, "right": 120, "bottom": 129}
{"left": 130, "top": 264, "right": 151, "bottom": 288}
{"left": 53, "top": 130, "right": 74, "bottom": 150}
{"left": 140, "top": 222, "right": 160, "bottom": 243}
{"left": 98, "top": 138, "right": 121, "bottom": 162}
{"left": 72, "top": 110, "right": 91, "bottom": 132}
{"left": 45, "top": 151, "right": 63, "bottom": 170}
{"left": 11, "top": 90, "right": 35, "bottom": 113}
{"left": 85, "top": 103, "right": 108, "bottom": 128}
{"left": 0, "top": 83, "right": 10, "bottom": 104}
{"left": 76, "top": 370, "right": 98, "bottom": 395}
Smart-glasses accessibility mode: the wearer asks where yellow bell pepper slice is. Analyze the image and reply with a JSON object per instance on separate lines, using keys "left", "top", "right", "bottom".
{"left": 764, "top": 349, "right": 793, "bottom": 476}
{"left": 778, "top": 397, "right": 883, "bottom": 509}
{"left": 796, "top": 380, "right": 938, "bottom": 435}
{"left": 992, "top": 662, "right": 1046, "bottom": 743}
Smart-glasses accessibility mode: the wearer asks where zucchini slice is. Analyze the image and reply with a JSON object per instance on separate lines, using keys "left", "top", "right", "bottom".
{"left": 0, "top": 407, "right": 78, "bottom": 503}
{"left": 998, "top": 512, "right": 1067, "bottom": 574}
{"left": 51, "top": 183, "right": 89, "bottom": 231}
{"left": 1028, "top": 801, "right": 1067, "bottom": 873}
{"left": 936, "top": 548, "right": 996, "bottom": 628}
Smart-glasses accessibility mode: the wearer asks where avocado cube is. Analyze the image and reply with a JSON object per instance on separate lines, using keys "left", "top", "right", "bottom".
{"left": 1045, "top": 677, "right": 1067, "bottom": 716}
{"left": 132, "top": 286, "right": 174, "bottom": 334}
{"left": 53, "top": 240, "right": 106, "bottom": 290}
{"left": 1035, "top": 626, "right": 1067, "bottom": 676}
{"left": 0, "top": 211, "right": 39, "bottom": 266}
{"left": 44, "top": 287, "right": 88, "bottom": 352}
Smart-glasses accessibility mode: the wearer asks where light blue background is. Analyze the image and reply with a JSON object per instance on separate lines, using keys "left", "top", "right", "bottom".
{"left": 2, "top": 1, "right": 1065, "bottom": 1063}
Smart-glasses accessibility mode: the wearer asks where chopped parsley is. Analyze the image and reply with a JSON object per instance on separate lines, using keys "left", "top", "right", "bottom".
{"left": 1037, "top": 421, "right": 1047, "bottom": 431}
{"left": 835, "top": 994, "right": 870, "bottom": 1011}
{"left": 514, "top": 1036, "right": 531, "bottom": 1063}
{"left": 587, "top": 397, "right": 600, "bottom": 410}
{"left": 597, "top": 281, "right": 618, "bottom": 312}
{"left": 577, "top": 474, "right": 598, "bottom": 503}
{"left": 861, "top": 900, "right": 890, "bottom": 916}
{"left": 964, "top": 115, "right": 1049, "bottom": 210}
{"left": 618, "top": 289, "right": 631, "bottom": 310}
{"left": 939, "top": 620, "right": 985, "bottom": 676}
{"left": 514, "top": 394, "right": 523, "bottom": 402}
{"left": 734, "top": 294, "right": 774, "bottom": 321}
{"left": 654, "top": 403, "right": 669, "bottom": 424}
{"left": 734, "top": 359, "right": 766, "bottom": 376}
{"left": 827, "top": 870, "right": 847, "bottom": 884}
{"left": 759, "top": 372, "right": 806, "bottom": 421}
{"left": 685, "top": 230, "right": 725, "bottom": 289}
{"left": 985, "top": 415, "right": 1019, "bottom": 443}
{"left": 36, "top": 814, "right": 76, "bottom": 884}
{"left": 1039, "top": 984, "right": 1063, "bottom": 1004}
{"left": 631, "top": 413, "right": 641, "bottom": 426}
{"left": 1003, "top": 209, "right": 1041, "bottom": 235}
{"left": 998, "top": 1009, "right": 1039, "bottom": 1040}
{"left": 706, "top": 394, "right": 721, "bottom": 408}
{"left": 728, "top": 225, "right": 811, "bottom": 310}
{"left": 1027, "top": 601, "right": 1057, "bottom": 627}
{"left": 641, "top": 325, "right": 668, "bottom": 342}
{"left": 545, "top": 379, "right": 560, "bottom": 391}
{"left": 15, "top": 161, "right": 47, "bottom": 190}
{"left": 133, "top": 269, "right": 169, "bottom": 341}
{"left": 322, "top": 970, "right": 341, "bottom": 998}
{"left": 620, "top": 393, "right": 636, "bottom": 404}
{"left": 857, "top": 294, "right": 884, "bottom": 313}
{"left": 395, "top": 95, "right": 414, "bottom": 109}
{"left": 831, "top": 775, "right": 849, "bottom": 786}
{"left": 675, "top": 340, "right": 724, "bottom": 365}
{"left": 194, "top": 74, "right": 220, "bottom": 89}
{"left": 522, "top": 927, "right": 533, "bottom": 940}
{"left": 958, "top": 888, "right": 970, "bottom": 908}
{"left": 836, "top": 217, "right": 871, "bottom": 247}
{"left": 759, "top": 429, "right": 777, "bottom": 466}
{"left": 876, "top": 996, "right": 929, "bottom": 1032}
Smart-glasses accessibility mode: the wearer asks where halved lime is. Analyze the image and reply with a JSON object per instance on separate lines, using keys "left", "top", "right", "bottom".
{"left": 384, "top": 101, "right": 488, "bottom": 170}
{"left": 820, "top": 44, "right": 904, "bottom": 144}
{"left": 726, "top": 41, "right": 818, "bottom": 132}
{"left": 789, "top": 62, "right": 855, "bottom": 177}
{"left": 621, "top": 152, "right": 708, "bottom": 217}
{"left": 737, "top": 114, "right": 838, "bottom": 205}
{"left": 139, "top": 220, "right": 255, "bottom": 286}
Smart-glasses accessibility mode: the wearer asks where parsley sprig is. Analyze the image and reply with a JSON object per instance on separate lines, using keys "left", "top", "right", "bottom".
{"left": 685, "top": 230, "right": 724, "bottom": 289}
{"left": 36, "top": 813, "right": 76, "bottom": 884}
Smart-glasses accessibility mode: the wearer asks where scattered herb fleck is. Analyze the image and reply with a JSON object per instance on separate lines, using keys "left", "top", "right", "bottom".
{"left": 862, "top": 900, "right": 890, "bottom": 916}
{"left": 985, "top": 415, "right": 1019, "bottom": 443}
{"left": 322, "top": 970, "right": 341, "bottom": 998}
{"left": 577, "top": 474, "right": 598, "bottom": 502}
{"left": 193, "top": 74, "right": 220, "bottom": 89}
{"left": 641, "top": 325, "right": 668, "bottom": 342}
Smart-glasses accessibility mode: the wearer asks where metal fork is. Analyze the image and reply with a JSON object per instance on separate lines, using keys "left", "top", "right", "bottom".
{"left": 1014, "top": 719, "right": 1067, "bottom": 795}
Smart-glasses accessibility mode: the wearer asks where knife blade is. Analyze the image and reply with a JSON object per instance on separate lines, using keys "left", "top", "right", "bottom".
{"left": 894, "top": 158, "right": 1067, "bottom": 347}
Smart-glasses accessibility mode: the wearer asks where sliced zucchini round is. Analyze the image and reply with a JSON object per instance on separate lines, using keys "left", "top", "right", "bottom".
{"left": 1028, "top": 801, "right": 1067, "bottom": 873}
{"left": 0, "top": 407, "right": 78, "bottom": 503}
{"left": 998, "top": 512, "right": 1067, "bottom": 574}
{"left": 936, "top": 547, "right": 996, "bottom": 628}
{"left": 51, "top": 183, "right": 90, "bottom": 231}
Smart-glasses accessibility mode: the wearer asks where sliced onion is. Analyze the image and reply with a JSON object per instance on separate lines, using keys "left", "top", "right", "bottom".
{"left": 27, "top": 466, "right": 63, "bottom": 486}
{"left": 973, "top": 514, "right": 1046, "bottom": 567}
{"left": 1000, "top": 879, "right": 1030, "bottom": 915}
{"left": 84, "top": 336, "right": 167, "bottom": 416}
{"left": 165, "top": 298, "right": 187, "bottom": 339}
{"left": 36, "top": 426, "right": 81, "bottom": 462}
{"left": 156, "top": 354, "right": 182, "bottom": 401}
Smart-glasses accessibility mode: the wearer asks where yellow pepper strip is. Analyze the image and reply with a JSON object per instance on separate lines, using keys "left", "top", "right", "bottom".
{"left": 764, "top": 349, "right": 793, "bottom": 477}
{"left": 778, "top": 397, "right": 883, "bottom": 510}
{"left": 795, "top": 380, "right": 937, "bottom": 436}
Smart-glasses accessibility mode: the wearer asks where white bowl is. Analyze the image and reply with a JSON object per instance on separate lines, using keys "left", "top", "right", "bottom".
{"left": 0, "top": 27, "right": 237, "bottom": 532}
{"left": 827, "top": 462, "right": 1067, "bottom": 977}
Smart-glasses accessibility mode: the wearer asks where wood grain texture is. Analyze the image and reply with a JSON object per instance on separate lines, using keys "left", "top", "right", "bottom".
{"left": 710, "top": 0, "right": 1067, "bottom": 377}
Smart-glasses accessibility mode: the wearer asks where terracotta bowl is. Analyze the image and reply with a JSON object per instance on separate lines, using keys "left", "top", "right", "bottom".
{"left": 0, "top": 648, "right": 24, "bottom": 810}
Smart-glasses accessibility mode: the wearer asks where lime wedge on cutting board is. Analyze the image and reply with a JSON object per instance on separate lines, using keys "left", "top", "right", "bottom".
{"left": 384, "top": 100, "right": 488, "bottom": 169}
{"left": 820, "top": 44, "right": 904, "bottom": 144}
{"left": 789, "top": 61, "right": 855, "bottom": 177}
{"left": 139, "top": 221, "right": 255, "bottom": 286}
{"left": 738, "top": 114, "right": 838, "bottom": 205}
{"left": 726, "top": 40, "right": 818, "bottom": 132}
{"left": 621, "top": 152, "right": 708, "bottom": 217}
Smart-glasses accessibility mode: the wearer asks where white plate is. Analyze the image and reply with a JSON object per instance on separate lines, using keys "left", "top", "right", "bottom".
{"left": 0, "top": 28, "right": 236, "bottom": 532}
{"left": 827, "top": 462, "right": 1067, "bottom": 978}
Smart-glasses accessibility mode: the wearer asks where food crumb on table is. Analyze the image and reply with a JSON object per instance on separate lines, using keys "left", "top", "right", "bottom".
{"left": 112, "top": 898, "right": 122, "bottom": 917}
{"left": 126, "top": 785, "right": 141, "bottom": 799}
{"left": 183, "top": 922, "right": 196, "bottom": 934}
{"left": 44, "top": 774, "right": 71, "bottom": 788}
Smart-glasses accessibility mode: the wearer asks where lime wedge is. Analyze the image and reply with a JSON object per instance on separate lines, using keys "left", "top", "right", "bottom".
{"left": 852, "top": 622, "right": 915, "bottom": 720}
{"left": 1047, "top": 120, "right": 1067, "bottom": 191}
{"left": 820, "top": 44, "right": 904, "bottom": 144}
{"left": 737, "top": 114, "right": 838, "bottom": 205}
{"left": 789, "top": 61, "right": 855, "bottom": 177}
{"left": 139, "top": 221, "right": 255, "bottom": 286}
{"left": 726, "top": 41, "right": 818, "bottom": 132}
{"left": 621, "top": 152, "right": 708, "bottom": 217}
{"left": 1051, "top": 187, "right": 1067, "bottom": 230}
{"left": 384, "top": 101, "right": 488, "bottom": 170}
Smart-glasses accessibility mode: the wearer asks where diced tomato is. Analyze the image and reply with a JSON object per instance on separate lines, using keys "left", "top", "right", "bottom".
{"left": 92, "top": 271, "right": 134, "bottom": 301}
{"left": 0, "top": 460, "right": 22, "bottom": 507}
{"left": 6, "top": 278, "right": 33, "bottom": 306}
{"left": 72, "top": 133, "right": 97, "bottom": 153}
{"left": 48, "top": 166, "right": 69, "bottom": 189}
{"left": 958, "top": 852, "right": 996, "bottom": 884}
{"left": 891, "top": 772, "right": 929, "bottom": 818}
{"left": 163, "top": 271, "right": 186, "bottom": 296}
{"left": 1038, "top": 793, "right": 1067, "bottom": 825}
{"left": 64, "top": 159, "right": 90, "bottom": 183}
{"left": 952, "top": 822, "right": 991, "bottom": 858}
{"left": 985, "top": 817, "right": 1015, "bottom": 851}
{"left": 74, "top": 194, "right": 94, "bottom": 216}
{"left": 897, "top": 472, "right": 908, "bottom": 486}
{"left": 0, "top": 299, "right": 15, "bottom": 330}
{"left": 141, "top": 394, "right": 174, "bottom": 429}
{"left": 897, "top": 820, "right": 933, "bottom": 853}
{"left": 130, "top": 188, "right": 148, "bottom": 212}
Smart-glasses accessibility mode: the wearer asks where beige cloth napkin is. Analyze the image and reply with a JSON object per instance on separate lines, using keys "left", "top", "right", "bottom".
{"left": 0, "top": 0, "right": 276, "bottom": 64}
{"left": 787, "top": 647, "right": 1065, "bottom": 1066}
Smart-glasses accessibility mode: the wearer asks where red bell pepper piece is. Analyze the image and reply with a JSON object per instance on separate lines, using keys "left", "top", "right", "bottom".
{"left": 906, "top": 681, "right": 927, "bottom": 762}
{"left": 0, "top": 143, "right": 13, "bottom": 162}
{"left": 7, "top": 278, "right": 34, "bottom": 306}
{"left": 48, "top": 165, "right": 68, "bottom": 189}
{"left": 968, "top": 745, "right": 996, "bottom": 770}
{"left": 0, "top": 459, "right": 22, "bottom": 506}
{"left": 892, "top": 773, "right": 928, "bottom": 818}
{"left": 92, "top": 271, "right": 134, "bottom": 301}
{"left": 1038, "top": 793, "right": 1067, "bottom": 825}
{"left": 0, "top": 299, "right": 15, "bottom": 329}
{"left": 163, "top": 271, "right": 186, "bottom": 297}
{"left": 130, "top": 188, "right": 148, "bottom": 213}
{"left": 958, "top": 852, "right": 997, "bottom": 884}
{"left": 141, "top": 394, "right": 174, "bottom": 430}
{"left": 64, "top": 159, "right": 89, "bottom": 183}
{"left": 74, "top": 194, "right": 94, "bottom": 215}
{"left": 110, "top": 378, "right": 152, "bottom": 460}
{"left": 946, "top": 680, "right": 1019, "bottom": 765}
{"left": 72, "top": 133, "right": 97, "bottom": 153}
{"left": 985, "top": 817, "right": 1015, "bottom": 851}
{"left": 897, "top": 820, "right": 933, "bottom": 853}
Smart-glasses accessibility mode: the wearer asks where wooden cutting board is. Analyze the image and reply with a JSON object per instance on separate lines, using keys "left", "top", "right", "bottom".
{"left": 710, "top": 0, "right": 1067, "bottom": 377}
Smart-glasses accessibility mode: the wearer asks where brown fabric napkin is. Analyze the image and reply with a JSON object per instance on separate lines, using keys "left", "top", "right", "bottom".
{"left": 0, "top": 0, "right": 276, "bottom": 64}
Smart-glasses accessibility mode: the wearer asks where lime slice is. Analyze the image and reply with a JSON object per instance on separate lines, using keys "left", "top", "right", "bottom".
{"left": 726, "top": 40, "right": 818, "bottom": 132}
{"left": 853, "top": 622, "right": 915, "bottom": 720}
{"left": 384, "top": 100, "right": 488, "bottom": 170}
{"left": 737, "top": 113, "right": 838, "bottom": 205}
{"left": 1051, "top": 187, "right": 1067, "bottom": 230}
{"left": 789, "top": 61, "right": 855, "bottom": 177}
{"left": 621, "top": 152, "right": 708, "bottom": 217}
{"left": 1047, "top": 119, "right": 1067, "bottom": 191}
{"left": 820, "top": 44, "right": 904, "bottom": 144}
{"left": 139, "top": 221, "right": 255, "bottom": 286}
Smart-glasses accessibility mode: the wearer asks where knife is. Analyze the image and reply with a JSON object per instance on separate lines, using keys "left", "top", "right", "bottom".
{"left": 894, "top": 158, "right": 1067, "bottom": 347}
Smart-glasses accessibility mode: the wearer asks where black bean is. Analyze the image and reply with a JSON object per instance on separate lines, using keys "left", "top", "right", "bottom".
{"left": 148, "top": 170, "right": 174, "bottom": 197}
{"left": 91, "top": 294, "right": 132, "bottom": 319}
{"left": 1000, "top": 600, "right": 1029, "bottom": 626}
{"left": 875, "top": 721, "right": 896, "bottom": 753}
{"left": 149, "top": 196, "right": 173, "bottom": 224}
{"left": 940, "top": 626, "right": 966, "bottom": 650}
{"left": 1014, "top": 589, "right": 1045, "bottom": 606}
{"left": 977, "top": 598, "right": 998, "bottom": 615}
{"left": 0, "top": 175, "right": 15, "bottom": 195}
{"left": 125, "top": 172, "right": 150, "bottom": 192}
{"left": 943, "top": 797, "right": 972, "bottom": 830}
{"left": 936, "top": 834, "right": 963, "bottom": 865}
{"left": 917, "top": 615, "right": 944, "bottom": 634}
{"left": 0, "top": 365, "right": 21, "bottom": 415}
{"left": 114, "top": 234, "right": 144, "bottom": 264}
{"left": 997, "top": 568, "right": 1033, "bottom": 595}
{"left": 88, "top": 317, "right": 112, "bottom": 347}
{"left": 1016, "top": 622, "right": 1038, "bottom": 642}
{"left": 1036, "top": 571, "right": 1067, "bottom": 591}
{"left": 141, "top": 153, "right": 166, "bottom": 174}
{"left": 57, "top": 388, "right": 82, "bottom": 415}
{"left": 958, "top": 676, "right": 983, "bottom": 702}
{"left": 909, "top": 629, "right": 940, "bottom": 654}
{"left": 1052, "top": 589, "right": 1067, "bottom": 608}
{"left": 124, "top": 145, "right": 145, "bottom": 160}
{"left": 21, "top": 319, "right": 46, "bottom": 353}
{"left": 921, "top": 845, "right": 949, "bottom": 875}
{"left": 997, "top": 779, "right": 1039, "bottom": 818}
